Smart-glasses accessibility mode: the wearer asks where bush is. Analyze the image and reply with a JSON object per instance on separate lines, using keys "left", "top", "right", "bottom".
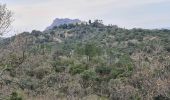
{"left": 127, "top": 41, "right": 136, "bottom": 47}
{"left": 47, "top": 75, "right": 58, "bottom": 87}
{"left": 165, "top": 45, "right": 170, "bottom": 52}
{"left": 69, "top": 64, "right": 87, "bottom": 75}
{"left": 95, "top": 66, "right": 111, "bottom": 75}
{"left": 34, "top": 67, "right": 50, "bottom": 79}
{"left": 52, "top": 58, "right": 74, "bottom": 66}
{"left": 19, "top": 78, "right": 39, "bottom": 90}
{"left": 9, "top": 92, "right": 22, "bottom": 100}
{"left": 111, "top": 68, "right": 124, "bottom": 79}
{"left": 52, "top": 59, "right": 73, "bottom": 73}
{"left": 111, "top": 63, "right": 133, "bottom": 79}
{"left": 153, "top": 95, "right": 170, "bottom": 100}
{"left": 81, "top": 70, "right": 97, "bottom": 81}
{"left": 54, "top": 66, "right": 66, "bottom": 73}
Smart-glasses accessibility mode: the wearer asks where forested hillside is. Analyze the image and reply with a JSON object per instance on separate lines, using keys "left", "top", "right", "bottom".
{"left": 0, "top": 20, "right": 170, "bottom": 100}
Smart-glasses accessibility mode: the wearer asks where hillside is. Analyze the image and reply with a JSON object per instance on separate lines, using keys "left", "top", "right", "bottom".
{"left": 0, "top": 20, "right": 170, "bottom": 100}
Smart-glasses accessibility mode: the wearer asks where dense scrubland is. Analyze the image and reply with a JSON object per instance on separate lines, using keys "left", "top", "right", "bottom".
{"left": 0, "top": 20, "right": 170, "bottom": 100}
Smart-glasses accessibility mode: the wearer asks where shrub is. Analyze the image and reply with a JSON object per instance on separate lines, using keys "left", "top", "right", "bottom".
{"left": 34, "top": 67, "right": 50, "bottom": 79}
{"left": 95, "top": 66, "right": 111, "bottom": 75}
{"left": 111, "top": 64, "right": 133, "bottom": 79}
{"left": 54, "top": 66, "right": 66, "bottom": 73}
{"left": 127, "top": 41, "right": 136, "bottom": 47}
{"left": 153, "top": 95, "right": 170, "bottom": 100}
{"left": 165, "top": 45, "right": 170, "bottom": 52}
{"left": 52, "top": 58, "right": 74, "bottom": 66}
{"left": 81, "top": 70, "right": 97, "bottom": 81}
{"left": 9, "top": 92, "right": 22, "bottom": 100}
{"left": 47, "top": 75, "right": 58, "bottom": 87}
{"left": 111, "top": 68, "right": 124, "bottom": 79}
{"left": 51, "top": 59, "right": 73, "bottom": 73}
{"left": 19, "top": 78, "right": 39, "bottom": 90}
{"left": 69, "top": 64, "right": 87, "bottom": 75}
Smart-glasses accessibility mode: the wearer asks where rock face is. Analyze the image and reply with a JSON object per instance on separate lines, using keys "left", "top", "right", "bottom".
{"left": 46, "top": 18, "right": 81, "bottom": 30}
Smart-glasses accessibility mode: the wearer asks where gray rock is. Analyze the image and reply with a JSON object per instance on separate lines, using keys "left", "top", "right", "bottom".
{"left": 45, "top": 18, "right": 81, "bottom": 30}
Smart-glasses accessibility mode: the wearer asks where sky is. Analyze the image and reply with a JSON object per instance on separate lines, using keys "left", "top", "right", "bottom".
{"left": 1, "top": 0, "right": 170, "bottom": 37}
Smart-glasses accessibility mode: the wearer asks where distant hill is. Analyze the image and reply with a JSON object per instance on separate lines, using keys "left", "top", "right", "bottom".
{"left": 0, "top": 37, "right": 3, "bottom": 40}
{"left": 0, "top": 37, "right": 4, "bottom": 42}
{"left": 164, "top": 27, "right": 170, "bottom": 29}
{"left": 45, "top": 18, "right": 81, "bottom": 30}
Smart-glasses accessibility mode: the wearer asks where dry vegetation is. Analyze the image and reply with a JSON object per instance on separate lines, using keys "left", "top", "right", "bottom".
{"left": 0, "top": 4, "right": 170, "bottom": 100}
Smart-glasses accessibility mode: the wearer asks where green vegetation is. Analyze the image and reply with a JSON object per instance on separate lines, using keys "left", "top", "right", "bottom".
{"left": 0, "top": 20, "right": 170, "bottom": 100}
{"left": 9, "top": 92, "right": 22, "bottom": 100}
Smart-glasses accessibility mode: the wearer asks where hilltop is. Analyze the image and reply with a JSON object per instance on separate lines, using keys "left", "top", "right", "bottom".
{"left": 45, "top": 18, "right": 81, "bottom": 30}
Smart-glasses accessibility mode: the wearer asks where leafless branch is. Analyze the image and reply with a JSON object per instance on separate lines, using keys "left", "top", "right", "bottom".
{"left": 0, "top": 4, "right": 13, "bottom": 35}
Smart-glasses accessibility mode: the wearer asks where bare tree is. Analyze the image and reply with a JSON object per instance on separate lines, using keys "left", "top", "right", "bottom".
{"left": 0, "top": 4, "right": 13, "bottom": 35}
{"left": 0, "top": 4, "right": 13, "bottom": 83}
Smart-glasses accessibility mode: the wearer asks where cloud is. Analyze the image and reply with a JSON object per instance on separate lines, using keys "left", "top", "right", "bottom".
{"left": 1, "top": 0, "right": 170, "bottom": 36}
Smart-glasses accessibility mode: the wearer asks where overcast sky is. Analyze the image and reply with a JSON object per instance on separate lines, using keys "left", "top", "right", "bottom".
{"left": 1, "top": 0, "right": 170, "bottom": 37}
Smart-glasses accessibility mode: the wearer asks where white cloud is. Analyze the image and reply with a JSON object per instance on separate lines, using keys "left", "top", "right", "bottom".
{"left": 1, "top": 0, "right": 170, "bottom": 36}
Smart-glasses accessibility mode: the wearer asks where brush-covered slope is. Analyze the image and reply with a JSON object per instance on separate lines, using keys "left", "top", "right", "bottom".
{"left": 0, "top": 20, "right": 170, "bottom": 100}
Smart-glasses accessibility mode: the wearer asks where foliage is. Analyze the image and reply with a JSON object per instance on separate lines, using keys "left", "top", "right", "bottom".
{"left": 0, "top": 19, "right": 170, "bottom": 99}
{"left": 9, "top": 92, "right": 22, "bottom": 100}
{"left": 81, "top": 70, "right": 97, "bottom": 81}
{"left": 95, "top": 66, "right": 111, "bottom": 75}
{"left": 69, "top": 64, "right": 87, "bottom": 75}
